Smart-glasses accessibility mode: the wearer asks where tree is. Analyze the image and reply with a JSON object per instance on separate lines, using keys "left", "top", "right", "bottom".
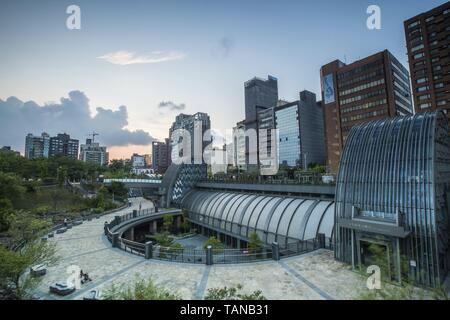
{"left": 0, "top": 241, "right": 58, "bottom": 299}
{"left": 163, "top": 214, "right": 174, "bottom": 232}
{"left": 248, "top": 232, "right": 263, "bottom": 253}
{"left": 108, "top": 181, "right": 127, "bottom": 201}
{"left": 102, "top": 276, "right": 180, "bottom": 300}
{"left": 7, "top": 210, "right": 51, "bottom": 245}
{"left": 0, "top": 172, "right": 25, "bottom": 205}
{"left": 203, "top": 236, "right": 224, "bottom": 250}
{"left": 0, "top": 199, "right": 15, "bottom": 232}
{"left": 204, "top": 284, "right": 266, "bottom": 300}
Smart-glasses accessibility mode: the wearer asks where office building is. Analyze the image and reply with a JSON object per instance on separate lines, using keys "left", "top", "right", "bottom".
{"left": 25, "top": 132, "right": 50, "bottom": 159}
{"left": 244, "top": 76, "right": 278, "bottom": 168}
{"left": 253, "top": 90, "right": 326, "bottom": 170}
{"left": 232, "top": 120, "right": 247, "bottom": 171}
{"left": 152, "top": 139, "right": 169, "bottom": 174}
{"left": 131, "top": 153, "right": 146, "bottom": 168}
{"left": 321, "top": 50, "right": 414, "bottom": 172}
{"left": 79, "top": 138, "right": 108, "bottom": 166}
{"left": 275, "top": 91, "right": 326, "bottom": 169}
{"left": 404, "top": 2, "right": 450, "bottom": 123}
{"left": 169, "top": 112, "right": 211, "bottom": 164}
{"left": 335, "top": 111, "right": 450, "bottom": 288}
{"left": 49, "top": 133, "right": 79, "bottom": 159}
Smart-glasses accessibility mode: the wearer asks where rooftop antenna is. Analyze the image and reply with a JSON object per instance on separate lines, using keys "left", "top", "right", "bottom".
{"left": 87, "top": 132, "right": 99, "bottom": 143}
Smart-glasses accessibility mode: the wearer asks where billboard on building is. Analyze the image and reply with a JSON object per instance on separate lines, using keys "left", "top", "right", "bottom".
{"left": 323, "top": 73, "right": 335, "bottom": 104}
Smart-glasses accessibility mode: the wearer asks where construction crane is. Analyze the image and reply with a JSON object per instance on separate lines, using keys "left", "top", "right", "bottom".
{"left": 87, "top": 132, "right": 99, "bottom": 143}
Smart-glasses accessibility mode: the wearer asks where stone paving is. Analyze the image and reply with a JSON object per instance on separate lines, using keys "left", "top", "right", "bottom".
{"left": 35, "top": 197, "right": 371, "bottom": 300}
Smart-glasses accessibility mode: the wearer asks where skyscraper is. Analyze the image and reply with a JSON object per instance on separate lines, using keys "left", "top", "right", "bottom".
{"left": 404, "top": 2, "right": 450, "bottom": 124}
{"left": 275, "top": 91, "right": 326, "bottom": 169}
{"left": 49, "top": 133, "right": 79, "bottom": 159}
{"left": 244, "top": 75, "right": 278, "bottom": 169}
{"left": 25, "top": 132, "right": 50, "bottom": 159}
{"left": 320, "top": 50, "right": 413, "bottom": 173}
{"left": 168, "top": 112, "right": 211, "bottom": 164}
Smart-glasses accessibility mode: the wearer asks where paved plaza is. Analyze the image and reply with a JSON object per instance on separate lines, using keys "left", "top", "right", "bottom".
{"left": 34, "top": 197, "right": 372, "bottom": 300}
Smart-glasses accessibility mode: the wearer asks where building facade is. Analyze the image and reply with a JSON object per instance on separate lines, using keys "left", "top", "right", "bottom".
{"left": 244, "top": 76, "right": 278, "bottom": 169}
{"left": 335, "top": 111, "right": 450, "bottom": 287}
{"left": 232, "top": 120, "right": 247, "bottom": 171}
{"left": 49, "top": 133, "right": 79, "bottom": 159}
{"left": 169, "top": 112, "right": 211, "bottom": 165}
{"left": 275, "top": 91, "right": 326, "bottom": 169}
{"left": 25, "top": 132, "right": 50, "bottom": 159}
{"left": 131, "top": 153, "right": 146, "bottom": 168}
{"left": 152, "top": 139, "right": 169, "bottom": 174}
{"left": 404, "top": 2, "right": 450, "bottom": 123}
{"left": 79, "top": 138, "right": 108, "bottom": 166}
{"left": 321, "top": 50, "right": 414, "bottom": 173}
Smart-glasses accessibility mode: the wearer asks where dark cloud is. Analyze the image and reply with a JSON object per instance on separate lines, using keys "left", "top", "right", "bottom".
{"left": 158, "top": 101, "right": 186, "bottom": 111}
{"left": 0, "top": 90, "right": 154, "bottom": 153}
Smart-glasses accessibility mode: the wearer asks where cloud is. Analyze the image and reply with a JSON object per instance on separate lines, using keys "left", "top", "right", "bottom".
{"left": 158, "top": 101, "right": 186, "bottom": 111}
{"left": 212, "top": 37, "right": 234, "bottom": 59}
{"left": 98, "top": 50, "right": 186, "bottom": 65}
{"left": 0, "top": 91, "right": 154, "bottom": 153}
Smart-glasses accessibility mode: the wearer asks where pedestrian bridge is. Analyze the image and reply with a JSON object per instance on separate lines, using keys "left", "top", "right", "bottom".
{"left": 102, "top": 178, "right": 162, "bottom": 189}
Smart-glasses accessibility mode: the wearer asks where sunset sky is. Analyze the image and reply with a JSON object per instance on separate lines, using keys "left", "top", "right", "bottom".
{"left": 0, "top": 0, "right": 446, "bottom": 160}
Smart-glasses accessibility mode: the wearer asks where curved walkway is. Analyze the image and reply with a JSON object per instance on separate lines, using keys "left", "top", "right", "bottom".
{"left": 34, "top": 197, "right": 367, "bottom": 300}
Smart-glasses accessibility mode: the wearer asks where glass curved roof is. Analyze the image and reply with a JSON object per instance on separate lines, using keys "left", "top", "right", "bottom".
{"left": 182, "top": 190, "right": 335, "bottom": 246}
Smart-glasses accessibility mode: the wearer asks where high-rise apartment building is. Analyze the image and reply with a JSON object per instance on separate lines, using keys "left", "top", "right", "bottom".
{"left": 404, "top": 2, "right": 450, "bottom": 123}
{"left": 320, "top": 50, "right": 413, "bottom": 172}
{"left": 25, "top": 132, "right": 50, "bottom": 159}
{"left": 79, "top": 138, "right": 108, "bottom": 166}
{"left": 152, "top": 139, "right": 169, "bottom": 174}
{"left": 169, "top": 112, "right": 211, "bottom": 164}
{"left": 49, "top": 133, "right": 79, "bottom": 159}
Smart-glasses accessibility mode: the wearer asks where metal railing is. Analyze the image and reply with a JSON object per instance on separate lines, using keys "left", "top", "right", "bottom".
{"left": 104, "top": 208, "right": 331, "bottom": 265}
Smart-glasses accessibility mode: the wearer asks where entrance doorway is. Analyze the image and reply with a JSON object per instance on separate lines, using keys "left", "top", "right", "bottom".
{"left": 359, "top": 240, "right": 392, "bottom": 280}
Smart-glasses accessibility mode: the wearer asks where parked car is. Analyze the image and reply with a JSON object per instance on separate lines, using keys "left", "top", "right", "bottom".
{"left": 83, "top": 289, "right": 101, "bottom": 300}
{"left": 30, "top": 264, "right": 47, "bottom": 277}
{"left": 49, "top": 282, "right": 75, "bottom": 296}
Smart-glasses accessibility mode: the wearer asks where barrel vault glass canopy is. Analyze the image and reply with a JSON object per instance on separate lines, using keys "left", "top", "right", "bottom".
{"left": 182, "top": 190, "right": 335, "bottom": 247}
{"left": 335, "top": 111, "right": 450, "bottom": 287}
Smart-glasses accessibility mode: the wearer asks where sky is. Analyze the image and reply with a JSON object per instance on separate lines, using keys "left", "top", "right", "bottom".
{"left": 0, "top": 0, "right": 447, "bottom": 159}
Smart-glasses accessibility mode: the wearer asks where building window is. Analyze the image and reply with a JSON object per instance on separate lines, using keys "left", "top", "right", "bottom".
{"left": 418, "top": 94, "right": 431, "bottom": 101}
{"left": 419, "top": 102, "right": 431, "bottom": 109}
{"left": 425, "top": 16, "right": 435, "bottom": 22}
{"left": 433, "top": 65, "right": 442, "bottom": 72}
{"left": 435, "top": 83, "right": 444, "bottom": 89}
{"left": 408, "top": 20, "right": 420, "bottom": 28}
{"left": 416, "top": 77, "right": 428, "bottom": 84}
{"left": 411, "top": 44, "right": 424, "bottom": 52}
{"left": 437, "top": 100, "right": 447, "bottom": 106}
{"left": 417, "top": 86, "right": 429, "bottom": 93}
{"left": 430, "top": 40, "right": 438, "bottom": 46}
{"left": 414, "top": 53, "right": 425, "bottom": 59}
{"left": 444, "top": 9, "right": 450, "bottom": 14}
